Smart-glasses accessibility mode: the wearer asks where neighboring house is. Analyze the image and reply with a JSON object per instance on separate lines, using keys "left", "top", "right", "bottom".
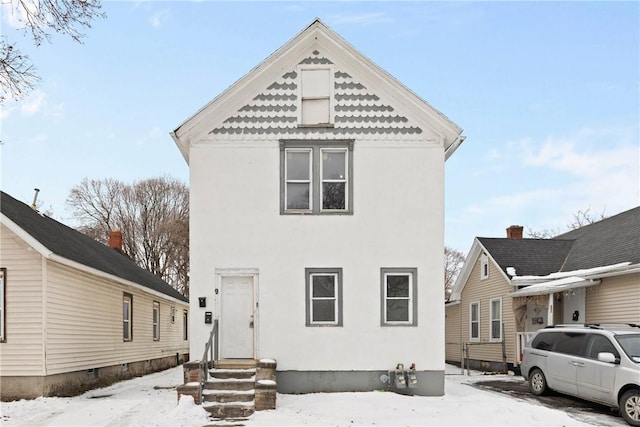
{"left": 171, "top": 19, "right": 465, "bottom": 396}
{"left": 0, "top": 191, "right": 189, "bottom": 400}
{"left": 445, "top": 207, "right": 640, "bottom": 372}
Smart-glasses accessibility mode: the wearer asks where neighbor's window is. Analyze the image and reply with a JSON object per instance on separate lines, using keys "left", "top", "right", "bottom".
{"left": 281, "top": 140, "right": 353, "bottom": 214}
{"left": 299, "top": 67, "right": 333, "bottom": 125}
{"left": 381, "top": 268, "right": 417, "bottom": 326}
{"left": 480, "top": 255, "right": 489, "bottom": 280}
{"left": 183, "top": 309, "right": 188, "bottom": 341}
{"left": 0, "top": 268, "right": 6, "bottom": 342}
{"left": 152, "top": 301, "right": 160, "bottom": 341}
{"left": 470, "top": 301, "right": 480, "bottom": 341}
{"left": 123, "top": 293, "right": 133, "bottom": 341}
{"left": 305, "top": 268, "right": 343, "bottom": 326}
{"left": 171, "top": 306, "right": 176, "bottom": 324}
{"left": 490, "top": 297, "right": 502, "bottom": 341}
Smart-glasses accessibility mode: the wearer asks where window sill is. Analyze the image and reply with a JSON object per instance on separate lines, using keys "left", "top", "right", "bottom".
{"left": 297, "top": 124, "right": 335, "bottom": 128}
{"left": 281, "top": 210, "right": 353, "bottom": 216}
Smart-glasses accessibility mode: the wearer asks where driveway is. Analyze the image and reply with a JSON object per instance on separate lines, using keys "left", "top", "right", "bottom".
{"left": 472, "top": 377, "right": 627, "bottom": 426}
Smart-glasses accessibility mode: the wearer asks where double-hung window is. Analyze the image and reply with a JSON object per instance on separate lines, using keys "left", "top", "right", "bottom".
{"left": 152, "top": 301, "right": 160, "bottom": 341}
{"left": 470, "top": 301, "right": 480, "bottom": 341}
{"left": 381, "top": 268, "right": 417, "bottom": 326}
{"left": 305, "top": 268, "right": 343, "bottom": 326}
{"left": 490, "top": 297, "right": 502, "bottom": 341}
{"left": 299, "top": 67, "right": 333, "bottom": 126}
{"left": 281, "top": 140, "right": 353, "bottom": 214}
{"left": 123, "top": 293, "right": 133, "bottom": 341}
{"left": 183, "top": 309, "right": 188, "bottom": 341}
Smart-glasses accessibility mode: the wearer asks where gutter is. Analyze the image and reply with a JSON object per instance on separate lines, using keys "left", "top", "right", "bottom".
{"left": 444, "top": 134, "right": 466, "bottom": 161}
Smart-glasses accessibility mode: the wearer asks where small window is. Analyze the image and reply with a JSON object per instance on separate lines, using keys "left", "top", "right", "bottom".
{"left": 171, "top": 307, "right": 176, "bottom": 324}
{"left": 470, "top": 301, "right": 480, "bottom": 341}
{"left": 480, "top": 255, "right": 489, "bottom": 280}
{"left": 0, "top": 268, "right": 6, "bottom": 342}
{"left": 280, "top": 140, "right": 353, "bottom": 215}
{"left": 299, "top": 68, "right": 332, "bottom": 125}
{"left": 152, "top": 301, "right": 160, "bottom": 341}
{"left": 183, "top": 309, "right": 188, "bottom": 340}
{"left": 490, "top": 297, "right": 502, "bottom": 341}
{"left": 305, "top": 268, "right": 343, "bottom": 326}
{"left": 381, "top": 268, "right": 417, "bottom": 326}
{"left": 123, "top": 293, "right": 133, "bottom": 341}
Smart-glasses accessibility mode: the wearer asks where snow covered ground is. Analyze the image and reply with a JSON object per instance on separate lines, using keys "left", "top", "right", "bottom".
{"left": 0, "top": 365, "right": 625, "bottom": 426}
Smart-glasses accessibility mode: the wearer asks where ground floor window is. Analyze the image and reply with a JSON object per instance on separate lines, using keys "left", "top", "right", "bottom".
{"left": 123, "top": 293, "right": 133, "bottom": 341}
{"left": 183, "top": 309, "right": 188, "bottom": 340}
{"left": 470, "top": 301, "right": 480, "bottom": 341}
{"left": 490, "top": 297, "right": 502, "bottom": 341}
{"left": 152, "top": 301, "right": 160, "bottom": 341}
{"left": 305, "top": 268, "right": 343, "bottom": 326}
{"left": 381, "top": 268, "right": 417, "bottom": 326}
{"left": 0, "top": 268, "right": 6, "bottom": 342}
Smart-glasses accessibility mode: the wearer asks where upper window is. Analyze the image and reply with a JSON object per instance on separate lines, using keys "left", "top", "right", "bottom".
{"left": 123, "top": 293, "right": 133, "bottom": 341}
{"left": 0, "top": 268, "right": 6, "bottom": 342}
{"left": 480, "top": 255, "right": 489, "bottom": 280}
{"left": 305, "top": 268, "right": 343, "bottom": 326}
{"left": 490, "top": 297, "right": 502, "bottom": 341}
{"left": 280, "top": 140, "right": 353, "bottom": 214}
{"left": 470, "top": 301, "right": 480, "bottom": 341}
{"left": 152, "top": 301, "right": 160, "bottom": 341}
{"left": 299, "top": 67, "right": 333, "bottom": 126}
{"left": 381, "top": 268, "right": 417, "bottom": 326}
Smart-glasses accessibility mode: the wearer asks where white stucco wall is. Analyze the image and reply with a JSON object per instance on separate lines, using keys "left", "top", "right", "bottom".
{"left": 189, "top": 139, "right": 445, "bottom": 372}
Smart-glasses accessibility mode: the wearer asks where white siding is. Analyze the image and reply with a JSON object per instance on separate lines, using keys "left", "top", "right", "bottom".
{"left": 0, "top": 225, "right": 45, "bottom": 376}
{"left": 45, "top": 262, "right": 188, "bottom": 375}
{"left": 190, "top": 139, "right": 445, "bottom": 371}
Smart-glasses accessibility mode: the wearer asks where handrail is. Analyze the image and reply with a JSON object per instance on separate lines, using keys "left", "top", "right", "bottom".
{"left": 198, "top": 319, "right": 218, "bottom": 404}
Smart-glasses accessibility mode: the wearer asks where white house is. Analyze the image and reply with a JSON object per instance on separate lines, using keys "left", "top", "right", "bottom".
{"left": 171, "top": 19, "right": 465, "bottom": 396}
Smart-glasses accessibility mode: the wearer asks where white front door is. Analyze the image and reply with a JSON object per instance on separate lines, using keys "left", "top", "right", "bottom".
{"left": 220, "top": 276, "right": 254, "bottom": 359}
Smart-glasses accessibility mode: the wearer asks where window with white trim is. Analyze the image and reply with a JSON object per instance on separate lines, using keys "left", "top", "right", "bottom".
{"left": 123, "top": 293, "right": 132, "bottom": 341}
{"left": 171, "top": 306, "right": 175, "bottom": 324}
{"left": 381, "top": 268, "right": 417, "bottom": 326}
{"left": 183, "top": 309, "right": 188, "bottom": 340}
{"left": 299, "top": 67, "right": 333, "bottom": 126}
{"left": 281, "top": 140, "right": 353, "bottom": 214}
{"left": 0, "top": 268, "right": 6, "bottom": 342}
{"left": 152, "top": 301, "right": 160, "bottom": 341}
{"left": 470, "top": 301, "right": 480, "bottom": 341}
{"left": 480, "top": 255, "right": 489, "bottom": 280}
{"left": 305, "top": 268, "right": 343, "bottom": 326}
{"left": 490, "top": 297, "right": 502, "bottom": 341}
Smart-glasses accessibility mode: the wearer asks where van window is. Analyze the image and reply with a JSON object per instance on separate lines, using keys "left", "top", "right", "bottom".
{"left": 532, "top": 332, "right": 559, "bottom": 351}
{"left": 554, "top": 332, "right": 587, "bottom": 356}
{"left": 586, "top": 335, "right": 619, "bottom": 360}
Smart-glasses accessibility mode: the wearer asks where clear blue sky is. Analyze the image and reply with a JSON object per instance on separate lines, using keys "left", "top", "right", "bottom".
{"left": 1, "top": 1, "right": 638, "bottom": 253}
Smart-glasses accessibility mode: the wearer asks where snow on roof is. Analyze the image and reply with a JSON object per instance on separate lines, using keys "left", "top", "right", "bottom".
{"left": 511, "top": 277, "right": 600, "bottom": 297}
{"left": 511, "top": 262, "right": 632, "bottom": 283}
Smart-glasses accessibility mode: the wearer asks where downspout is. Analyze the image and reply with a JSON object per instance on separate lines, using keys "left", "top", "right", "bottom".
{"left": 444, "top": 134, "right": 466, "bottom": 161}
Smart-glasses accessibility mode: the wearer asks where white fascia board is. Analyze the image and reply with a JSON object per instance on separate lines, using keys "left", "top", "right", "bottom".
{"left": 1, "top": 213, "right": 53, "bottom": 258}
{"left": 171, "top": 18, "right": 464, "bottom": 160}
{"left": 511, "top": 277, "right": 601, "bottom": 297}
{"left": 48, "top": 254, "right": 188, "bottom": 306}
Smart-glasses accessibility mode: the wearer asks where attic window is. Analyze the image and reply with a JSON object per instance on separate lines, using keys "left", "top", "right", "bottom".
{"left": 299, "top": 67, "right": 333, "bottom": 126}
{"left": 480, "top": 255, "right": 489, "bottom": 280}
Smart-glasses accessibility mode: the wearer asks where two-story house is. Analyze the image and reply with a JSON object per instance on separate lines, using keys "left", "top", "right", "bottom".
{"left": 171, "top": 19, "right": 465, "bottom": 396}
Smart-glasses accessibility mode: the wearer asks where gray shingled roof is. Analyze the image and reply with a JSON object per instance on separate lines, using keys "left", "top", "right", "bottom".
{"left": 1, "top": 191, "right": 188, "bottom": 302}
{"left": 478, "top": 206, "right": 639, "bottom": 277}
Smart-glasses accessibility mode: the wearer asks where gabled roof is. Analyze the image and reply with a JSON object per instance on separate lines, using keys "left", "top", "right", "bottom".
{"left": 449, "top": 206, "right": 639, "bottom": 301}
{"left": 171, "top": 18, "right": 464, "bottom": 163}
{"left": 0, "top": 191, "right": 187, "bottom": 303}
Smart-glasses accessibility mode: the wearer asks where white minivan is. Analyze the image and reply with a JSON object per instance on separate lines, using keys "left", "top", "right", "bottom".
{"left": 521, "top": 324, "right": 640, "bottom": 426}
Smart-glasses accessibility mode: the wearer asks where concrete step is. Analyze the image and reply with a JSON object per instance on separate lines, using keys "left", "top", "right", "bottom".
{"left": 202, "top": 389, "right": 255, "bottom": 403}
{"left": 209, "top": 368, "right": 256, "bottom": 380}
{"left": 214, "top": 359, "right": 256, "bottom": 369}
{"left": 205, "top": 377, "right": 255, "bottom": 391}
{"left": 204, "top": 401, "right": 255, "bottom": 419}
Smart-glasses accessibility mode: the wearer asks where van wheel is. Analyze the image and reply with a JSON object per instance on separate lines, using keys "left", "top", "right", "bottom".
{"left": 528, "top": 368, "right": 548, "bottom": 396}
{"left": 620, "top": 389, "right": 640, "bottom": 426}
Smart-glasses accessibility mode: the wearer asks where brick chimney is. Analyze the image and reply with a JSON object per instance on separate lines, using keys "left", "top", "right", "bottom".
{"left": 506, "top": 225, "right": 523, "bottom": 239}
{"left": 109, "top": 230, "right": 123, "bottom": 252}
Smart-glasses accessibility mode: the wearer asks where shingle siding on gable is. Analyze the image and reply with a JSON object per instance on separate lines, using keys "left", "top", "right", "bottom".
{"left": 210, "top": 50, "right": 423, "bottom": 138}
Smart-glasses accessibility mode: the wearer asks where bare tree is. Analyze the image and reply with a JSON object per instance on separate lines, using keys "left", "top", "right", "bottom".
{"left": 527, "top": 207, "right": 607, "bottom": 238}
{"left": 444, "top": 246, "right": 465, "bottom": 300}
{"left": 1, "top": 0, "right": 104, "bottom": 103}
{"left": 67, "top": 177, "right": 190, "bottom": 296}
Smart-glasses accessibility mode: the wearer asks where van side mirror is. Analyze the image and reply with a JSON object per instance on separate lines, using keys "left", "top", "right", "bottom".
{"left": 597, "top": 352, "right": 619, "bottom": 364}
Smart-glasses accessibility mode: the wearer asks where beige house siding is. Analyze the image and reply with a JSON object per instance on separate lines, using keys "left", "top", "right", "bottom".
{"left": 585, "top": 273, "right": 640, "bottom": 324}
{"left": 457, "top": 254, "right": 518, "bottom": 367}
{"left": 444, "top": 303, "right": 461, "bottom": 364}
{"left": 45, "top": 262, "right": 189, "bottom": 375}
{"left": 0, "top": 225, "right": 45, "bottom": 376}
